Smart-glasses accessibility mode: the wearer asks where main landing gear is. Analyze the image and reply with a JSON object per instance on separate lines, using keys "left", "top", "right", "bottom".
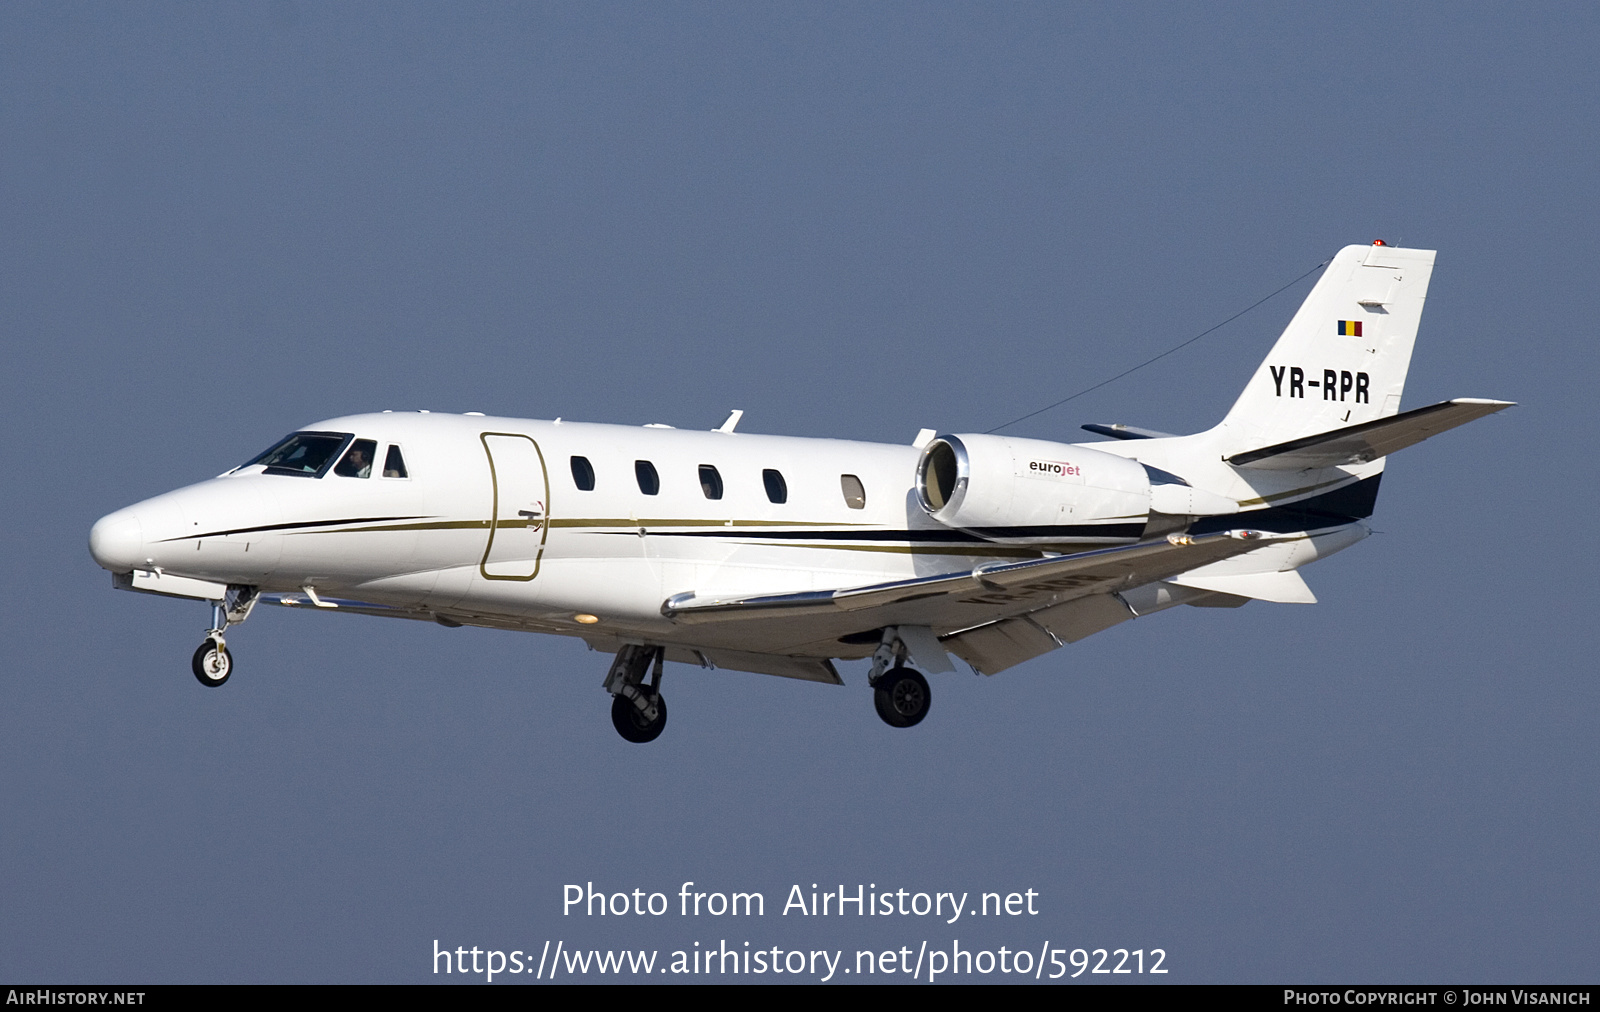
{"left": 599, "top": 631, "right": 939, "bottom": 740}
{"left": 867, "top": 627, "right": 932, "bottom": 728}
{"left": 191, "top": 586, "right": 257, "bottom": 688}
{"left": 604, "top": 644, "right": 667, "bottom": 743}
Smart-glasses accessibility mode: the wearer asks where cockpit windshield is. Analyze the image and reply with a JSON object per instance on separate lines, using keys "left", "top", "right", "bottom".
{"left": 242, "top": 431, "right": 353, "bottom": 478}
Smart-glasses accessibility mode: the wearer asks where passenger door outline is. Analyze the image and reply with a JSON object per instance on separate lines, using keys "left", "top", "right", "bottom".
{"left": 479, "top": 432, "right": 551, "bottom": 581}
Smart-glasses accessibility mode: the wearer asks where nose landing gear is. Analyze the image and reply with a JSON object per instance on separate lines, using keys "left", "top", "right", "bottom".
{"left": 191, "top": 586, "right": 257, "bottom": 688}
{"left": 604, "top": 644, "right": 667, "bottom": 743}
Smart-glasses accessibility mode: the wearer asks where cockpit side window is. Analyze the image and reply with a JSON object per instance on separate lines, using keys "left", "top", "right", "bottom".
{"left": 383, "top": 445, "right": 409, "bottom": 478}
{"left": 334, "top": 439, "right": 378, "bottom": 478}
{"left": 246, "top": 431, "right": 352, "bottom": 478}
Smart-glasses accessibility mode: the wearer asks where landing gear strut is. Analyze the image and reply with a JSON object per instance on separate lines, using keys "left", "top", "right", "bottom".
{"left": 867, "top": 627, "right": 932, "bottom": 728}
{"left": 192, "top": 585, "right": 257, "bottom": 688}
{"left": 604, "top": 644, "right": 667, "bottom": 743}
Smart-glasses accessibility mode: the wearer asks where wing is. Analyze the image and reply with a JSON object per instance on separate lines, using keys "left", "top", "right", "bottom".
{"left": 663, "top": 529, "right": 1276, "bottom": 671}
{"left": 1225, "top": 398, "right": 1513, "bottom": 469}
{"left": 255, "top": 530, "right": 1275, "bottom": 679}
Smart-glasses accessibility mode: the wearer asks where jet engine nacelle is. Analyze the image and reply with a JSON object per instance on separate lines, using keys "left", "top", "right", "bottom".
{"left": 915, "top": 433, "right": 1155, "bottom": 543}
{"left": 915, "top": 433, "right": 1239, "bottom": 543}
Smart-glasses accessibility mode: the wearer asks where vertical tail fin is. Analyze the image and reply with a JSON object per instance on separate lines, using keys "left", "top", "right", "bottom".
{"left": 1218, "top": 243, "right": 1436, "bottom": 454}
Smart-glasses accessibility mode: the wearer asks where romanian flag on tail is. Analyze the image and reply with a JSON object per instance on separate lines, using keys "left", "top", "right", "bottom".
{"left": 1337, "top": 320, "right": 1363, "bottom": 337}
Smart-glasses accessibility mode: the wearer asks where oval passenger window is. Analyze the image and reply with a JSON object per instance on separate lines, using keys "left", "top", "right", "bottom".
{"left": 635, "top": 460, "right": 660, "bottom": 496}
{"left": 699, "top": 465, "right": 724, "bottom": 500}
{"left": 762, "top": 468, "right": 787, "bottom": 504}
{"left": 571, "top": 456, "right": 596, "bottom": 491}
{"left": 840, "top": 474, "right": 866, "bottom": 509}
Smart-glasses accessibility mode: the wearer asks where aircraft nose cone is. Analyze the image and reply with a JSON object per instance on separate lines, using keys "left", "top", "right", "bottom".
{"left": 89, "top": 511, "right": 145, "bottom": 572}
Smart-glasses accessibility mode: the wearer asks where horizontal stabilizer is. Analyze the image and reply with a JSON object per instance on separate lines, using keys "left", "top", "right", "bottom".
{"left": 1167, "top": 569, "right": 1316, "bottom": 604}
{"left": 1081, "top": 423, "right": 1178, "bottom": 440}
{"left": 1225, "top": 398, "right": 1514, "bottom": 470}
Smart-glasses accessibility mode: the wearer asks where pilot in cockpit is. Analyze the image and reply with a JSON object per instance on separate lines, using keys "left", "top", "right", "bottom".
{"left": 334, "top": 440, "right": 375, "bottom": 479}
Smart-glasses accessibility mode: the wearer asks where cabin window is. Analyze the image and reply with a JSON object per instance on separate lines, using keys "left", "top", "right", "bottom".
{"left": 840, "top": 474, "right": 866, "bottom": 509}
{"left": 699, "top": 465, "right": 723, "bottom": 500}
{"left": 571, "top": 455, "right": 596, "bottom": 491}
{"left": 763, "top": 468, "right": 788, "bottom": 504}
{"left": 334, "top": 439, "right": 378, "bottom": 478}
{"left": 383, "top": 445, "right": 408, "bottom": 478}
{"left": 245, "top": 431, "right": 351, "bottom": 478}
{"left": 635, "top": 460, "right": 660, "bottom": 496}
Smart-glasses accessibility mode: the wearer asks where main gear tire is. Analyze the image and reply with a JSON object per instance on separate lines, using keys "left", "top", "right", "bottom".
{"left": 611, "top": 692, "right": 667, "bottom": 743}
{"left": 874, "top": 666, "right": 930, "bottom": 728}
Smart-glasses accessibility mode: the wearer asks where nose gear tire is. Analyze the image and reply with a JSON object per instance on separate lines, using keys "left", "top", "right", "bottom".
{"left": 191, "top": 642, "right": 233, "bottom": 687}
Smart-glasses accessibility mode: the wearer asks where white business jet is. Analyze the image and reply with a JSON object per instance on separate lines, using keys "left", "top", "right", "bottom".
{"left": 89, "top": 243, "right": 1511, "bottom": 742}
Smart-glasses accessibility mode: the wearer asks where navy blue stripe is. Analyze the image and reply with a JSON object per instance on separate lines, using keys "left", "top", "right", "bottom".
{"left": 1191, "top": 474, "right": 1382, "bottom": 535}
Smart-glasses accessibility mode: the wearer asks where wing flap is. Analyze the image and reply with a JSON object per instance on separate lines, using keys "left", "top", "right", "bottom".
{"left": 943, "top": 593, "right": 1139, "bottom": 675}
{"left": 1029, "top": 592, "right": 1138, "bottom": 643}
{"left": 943, "top": 618, "right": 1059, "bottom": 675}
{"left": 1225, "top": 398, "right": 1513, "bottom": 470}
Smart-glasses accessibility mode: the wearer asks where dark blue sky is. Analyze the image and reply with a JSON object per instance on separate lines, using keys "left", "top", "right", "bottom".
{"left": 3, "top": 3, "right": 1596, "bottom": 983}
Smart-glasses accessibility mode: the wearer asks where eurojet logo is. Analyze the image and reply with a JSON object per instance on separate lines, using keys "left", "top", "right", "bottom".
{"left": 1269, "top": 366, "right": 1370, "bottom": 402}
{"left": 1028, "top": 460, "right": 1081, "bottom": 477}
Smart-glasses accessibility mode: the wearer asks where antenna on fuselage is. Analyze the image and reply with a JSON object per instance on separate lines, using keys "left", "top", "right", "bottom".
{"left": 715, "top": 409, "right": 744, "bottom": 433}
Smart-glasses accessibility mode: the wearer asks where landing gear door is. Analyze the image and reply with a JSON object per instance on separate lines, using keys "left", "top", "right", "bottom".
{"left": 480, "top": 433, "right": 550, "bottom": 581}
